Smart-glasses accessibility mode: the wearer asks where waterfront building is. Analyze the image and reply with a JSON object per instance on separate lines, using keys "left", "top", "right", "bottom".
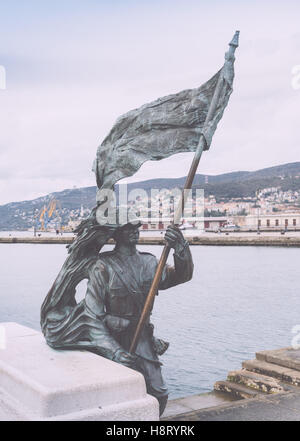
{"left": 234, "top": 213, "right": 300, "bottom": 230}
{"left": 140, "top": 217, "right": 226, "bottom": 231}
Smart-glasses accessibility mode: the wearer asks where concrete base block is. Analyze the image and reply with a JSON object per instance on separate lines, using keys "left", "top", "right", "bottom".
{"left": 0, "top": 322, "right": 159, "bottom": 421}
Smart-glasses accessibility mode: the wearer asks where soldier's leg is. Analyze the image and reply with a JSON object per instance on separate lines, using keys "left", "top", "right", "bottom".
{"left": 136, "top": 357, "right": 168, "bottom": 416}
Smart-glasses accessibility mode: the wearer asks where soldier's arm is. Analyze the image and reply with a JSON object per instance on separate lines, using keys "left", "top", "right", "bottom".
{"left": 159, "top": 226, "right": 194, "bottom": 290}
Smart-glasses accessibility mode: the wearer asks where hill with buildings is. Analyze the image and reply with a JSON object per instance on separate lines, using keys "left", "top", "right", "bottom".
{"left": 0, "top": 162, "right": 300, "bottom": 230}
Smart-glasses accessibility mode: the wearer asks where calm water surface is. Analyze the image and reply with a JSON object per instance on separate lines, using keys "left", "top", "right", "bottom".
{"left": 0, "top": 243, "right": 299, "bottom": 399}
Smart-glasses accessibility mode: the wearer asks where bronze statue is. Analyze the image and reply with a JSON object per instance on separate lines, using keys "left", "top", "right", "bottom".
{"left": 41, "top": 32, "right": 239, "bottom": 417}
{"left": 41, "top": 211, "right": 193, "bottom": 415}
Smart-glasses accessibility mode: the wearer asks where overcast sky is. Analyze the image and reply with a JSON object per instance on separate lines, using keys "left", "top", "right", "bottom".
{"left": 0, "top": 0, "right": 299, "bottom": 205}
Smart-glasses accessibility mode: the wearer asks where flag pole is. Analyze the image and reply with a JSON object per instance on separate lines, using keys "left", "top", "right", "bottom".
{"left": 129, "top": 31, "right": 239, "bottom": 354}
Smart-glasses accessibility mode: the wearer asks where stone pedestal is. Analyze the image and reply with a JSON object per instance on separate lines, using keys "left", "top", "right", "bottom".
{"left": 0, "top": 322, "right": 159, "bottom": 421}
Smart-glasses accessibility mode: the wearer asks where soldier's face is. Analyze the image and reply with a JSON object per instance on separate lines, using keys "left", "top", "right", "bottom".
{"left": 119, "top": 224, "right": 140, "bottom": 245}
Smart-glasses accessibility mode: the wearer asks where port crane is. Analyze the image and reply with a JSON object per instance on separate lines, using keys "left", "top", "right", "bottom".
{"left": 34, "top": 198, "right": 62, "bottom": 231}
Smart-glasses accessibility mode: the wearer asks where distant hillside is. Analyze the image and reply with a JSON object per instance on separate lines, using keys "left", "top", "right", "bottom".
{"left": 126, "top": 162, "right": 300, "bottom": 199}
{"left": 1, "top": 162, "right": 300, "bottom": 230}
{"left": 0, "top": 187, "right": 97, "bottom": 230}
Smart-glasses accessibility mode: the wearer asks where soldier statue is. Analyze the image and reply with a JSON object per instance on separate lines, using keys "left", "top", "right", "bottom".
{"left": 41, "top": 210, "right": 193, "bottom": 416}
{"left": 41, "top": 30, "right": 239, "bottom": 418}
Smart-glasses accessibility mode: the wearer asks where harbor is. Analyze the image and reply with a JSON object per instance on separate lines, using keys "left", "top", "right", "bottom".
{"left": 1, "top": 242, "right": 299, "bottom": 405}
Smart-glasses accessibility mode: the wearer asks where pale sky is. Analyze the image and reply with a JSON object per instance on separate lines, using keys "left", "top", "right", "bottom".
{"left": 0, "top": 0, "right": 299, "bottom": 204}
